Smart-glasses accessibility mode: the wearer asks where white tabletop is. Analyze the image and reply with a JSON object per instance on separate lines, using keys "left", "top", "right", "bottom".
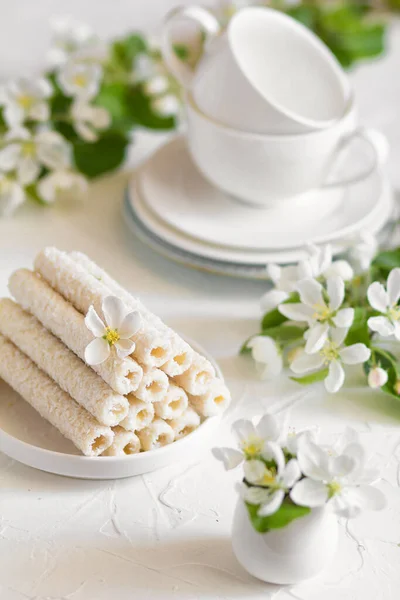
{"left": 1, "top": 20, "right": 400, "bottom": 600}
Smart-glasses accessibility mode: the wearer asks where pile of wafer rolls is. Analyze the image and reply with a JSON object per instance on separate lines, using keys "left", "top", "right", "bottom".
{"left": 0, "top": 247, "right": 231, "bottom": 457}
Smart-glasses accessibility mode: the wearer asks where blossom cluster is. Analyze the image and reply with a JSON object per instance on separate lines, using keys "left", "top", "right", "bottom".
{"left": 213, "top": 414, "right": 386, "bottom": 531}
{"left": 0, "top": 16, "right": 183, "bottom": 217}
{"left": 244, "top": 233, "right": 400, "bottom": 397}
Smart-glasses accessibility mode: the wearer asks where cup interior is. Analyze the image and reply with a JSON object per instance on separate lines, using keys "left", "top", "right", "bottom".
{"left": 228, "top": 8, "right": 349, "bottom": 127}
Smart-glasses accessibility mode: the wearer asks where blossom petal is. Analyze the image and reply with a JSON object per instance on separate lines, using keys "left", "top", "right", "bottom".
{"left": 84, "top": 337, "right": 110, "bottom": 365}
{"left": 266, "top": 263, "right": 281, "bottom": 284}
{"left": 212, "top": 447, "right": 243, "bottom": 470}
{"left": 330, "top": 326, "right": 349, "bottom": 346}
{"left": 297, "top": 439, "right": 331, "bottom": 480}
{"left": 256, "top": 414, "right": 280, "bottom": 443}
{"left": 258, "top": 489, "right": 285, "bottom": 516}
{"left": 247, "top": 336, "right": 278, "bottom": 363}
{"left": 84, "top": 305, "right": 105, "bottom": 337}
{"left": 290, "top": 351, "right": 325, "bottom": 374}
{"left": 327, "top": 276, "right": 344, "bottom": 311}
{"left": 281, "top": 459, "right": 301, "bottom": 488}
{"left": 368, "top": 366, "right": 388, "bottom": 389}
{"left": 297, "top": 279, "right": 324, "bottom": 307}
{"left": 243, "top": 486, "right": 270, "bottom": 505}
{"left": 102, "top": 296, "right": 126, "bottom": 330}
{"left": 244, "top": 459, "right": 267, "bottom": 485}
{"left": 17, "top": 156, "right": 40, "bottom": 185}
{"left": 333, "top": 308, "right": 354, "bottom": 328}
{"left": 367, "top": 281, "right": 389, "bottom": 313}
{"left": 115, "top": 339, "right": 135, "bottom": 359}
{"left": 260, "top": 289, "right": 289, "bottom": 313}
{"left": 232, "top": 419, "right": 257, "bottom": 443}
{"left": 305, "top": 322, "right": 329, "bottom": 354}
{"left": 346, "top": 485, "right": 387, "bottom": 512}
{"left": 324, "top": 260, "right": 353, "bottom": 282}
{"left": 368, "top": 316, "right": 395, "bottom": 337}
{"left": 278, "top": 303, "right": 315, "bottom": 323}
{"left": 340, "top": 344, "right": 371, "bottom": 365}
{"left": 263, "top": 441, "right": 285, "bottom": 475}
{"left": 387, "top": 268, "right": 400, "bottom": 306}
{"left": 119, "top": 311, "right": 141, "bottom": 339}
{"left": 0, "top": 144, "right": 20, "bottom": 170}
{"left": 325, "top": 360, "right": 345, "bottom": 393}
{"left": 290, "top": 478, "right": 328, "bottom": 507}
{"left": 330, "top": 455, "right": 356, "bottom": 477}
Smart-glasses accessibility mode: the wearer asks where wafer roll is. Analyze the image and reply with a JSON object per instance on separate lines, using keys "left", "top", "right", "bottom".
{"left": 137, "top": 418, "right": 175, "bottom": 451}
{"left": 0, "top": 298, "right": 129, "bottom": 426}
{"left": 120, "top": 397, "right": 155, "bottom": 431}
{"left": 0, "top": 334, "right": 113, "bottom": 456}
{"left": 189, "top": 379, "right": 231, "bottom": 417}
{"left": 103, "top": 427, "right": 140, "bottom": 456}
{"left": 154, "top": 383, "right": 188, "bottom": 420}
{"left": 134, "top": 366, "right": 168, "bottom": 403}
{"left": 9, "top": 269, "right": 142, "bottom": 395}
{"left": 70, "top": 251, "right": 193, "bottom": 375}
{"left": 173, "top": 353, "right": 216, "bottom": 395}
{"left": 167, "top": 407, "right": 201, "bottom": 440}
{"left": 35, "top": 247, "right": 173, "bottom": 368}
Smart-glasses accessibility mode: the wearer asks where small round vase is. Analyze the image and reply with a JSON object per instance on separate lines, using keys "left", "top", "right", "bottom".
{"left": 232, "top": 500, "right": 338, "bottom": 584}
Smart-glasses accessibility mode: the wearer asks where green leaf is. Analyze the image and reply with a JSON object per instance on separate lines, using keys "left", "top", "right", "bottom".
{"left": 246, "top": 499, "right": 310, "bottom": 534}
{"left": 291, "top": 368, "right": 329, "bottom": 386}
{"left": 372, "top": 248, "right": 400, "bottom": 274}
{"left": 127, "top": 85, "right": 176, "bottom": 130}
{"left": 95, "top": 82, "right": 136, "bottom": 133}
{"left": 286, "top": 5, "right": 318, "bottom": 30}
{"left": 25, "top": 183, "right": 48, "bottom": 206}
{"left": 369, "top": 346, "right": 400, "bottom": 399}
{"left": 111, "top": 33, "right": 148, "bottom": 71}
{"left": 73, "top": 131, "right": 129, "bottom": 178}
{"left": 345, "top": 307, "right": 371, "bottom": 347}
{"left": 173, "top": 43, "right": 190, "bottom": 61}
{"left": 261, "top": 307, "right": 288, "bottom": 330}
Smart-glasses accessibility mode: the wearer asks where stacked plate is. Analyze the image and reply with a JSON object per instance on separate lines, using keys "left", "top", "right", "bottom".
{"left": 124, "top": 137, "right": 394, "bottom": 279}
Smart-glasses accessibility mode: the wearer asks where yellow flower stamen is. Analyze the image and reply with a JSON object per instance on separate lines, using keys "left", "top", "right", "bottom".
{"left": 312, "top": 303, "right": 332, "bottom": 322}
{"left": 320, "top": 341, "right": 339, "bottom": 365}
{"left": 242, "top": 436, "right": 264, "bottom": 458}
{"left": 21, "top": 141, "right": 36, "bottom": 158}
{"left": 388, "top": 306, "right": 400, "bottom": 322}
{"left": 17, "top": 94, "right": 34, "bottom": 110}
{"left": 73, "top": 74, "right": 88, "bottom": 88}
{"left": 327, "top": 480, "right": 342, "bottom": 497}
{"left": 260, "top": 467, "right": 277, "bottom": 486}
{"left": 103, "top": 327, "right": 120, "bottom": 346}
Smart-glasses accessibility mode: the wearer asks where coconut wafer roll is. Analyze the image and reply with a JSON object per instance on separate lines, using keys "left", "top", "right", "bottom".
{"left": 154, "top": 383, "right": 188, "bottom": 420}
{"left": 137, "top": 418, "right": 175, "bottom": 451}
{"left": 0, "top": 334, "right": 113, "bottom": 456}
{"left": 134, "top": 366, "right": 168, "bottom": 403}
{"left": 167, "top": 407, "right": 201, "bottom": 440}
{"left": 189, "top": 379, "right": 231, "bottom": 417}
{"left": 173, "top": 352, "right": 216, "bottom": 395}
{"left": 35, "top": 247, "right": 173, "bottom": 368}
{"left": 103, "top": 427, "right": 140, "bottom": 456}
{"left": 9, "top": 269, "right": 143, "bottom": 395}
{"left": 0, "top": 298, "right": 129, "bottom": 426}
{"left": 70, "top": 251, "right": 194, "bottom": 375}
{"left": 120, "top": 397, "right": 155, "bottom": 432}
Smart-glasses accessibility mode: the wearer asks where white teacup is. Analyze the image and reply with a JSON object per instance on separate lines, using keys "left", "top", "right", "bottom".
{"left": 162, "top": 6, "right": 350, "bottom": 134}
{"left": 185, "top": 94, "right": 389, "bottom": 207}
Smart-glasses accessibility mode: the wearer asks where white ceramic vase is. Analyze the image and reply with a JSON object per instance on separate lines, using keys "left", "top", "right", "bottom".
{"left": 232, "top": 500, "right": 339, "bottom": 584}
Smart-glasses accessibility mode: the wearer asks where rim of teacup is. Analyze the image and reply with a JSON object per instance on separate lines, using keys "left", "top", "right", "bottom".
{"left": 186, "top": 91, "right": 356, "bottom": 141}
{"left": 226, "top": 6, "right": 351, "bottom": 130}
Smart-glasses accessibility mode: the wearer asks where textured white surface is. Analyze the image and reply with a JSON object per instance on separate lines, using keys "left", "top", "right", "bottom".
{"left": 0, "top": 13, "right": 400, "bottom": 600}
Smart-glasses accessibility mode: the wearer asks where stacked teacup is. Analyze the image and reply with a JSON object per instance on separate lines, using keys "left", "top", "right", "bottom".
{"left": 162, "top": 6, "right": 387, "bottom": 208}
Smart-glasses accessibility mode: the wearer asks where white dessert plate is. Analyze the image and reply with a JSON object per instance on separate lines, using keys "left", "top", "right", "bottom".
{"left": 0, "top": 340, "right": 222, "bottom": 479}
{"left": 127, "top": 174, "right": 393, "bottom": 266}
{"left": 138, "top": 136, "right": 384, "bottom": 251}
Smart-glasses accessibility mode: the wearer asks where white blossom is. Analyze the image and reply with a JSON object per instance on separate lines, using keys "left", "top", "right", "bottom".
{"left": 279, "top": 277, "right": 354, "bottom": 354}
{"left": 368, "top": 366, "right": 388, "bottom": 389}
{"left": 84, "top": 296, "right": 141, "bottom": 365}
{"left": 151, "top": 94, "right": 180, "bottom": 116}
{"left": 290, "top": 327, "right": 371, "bottom": 393}
{"left": 144, "top": 75, "right": 169, "bottom": 96}
{"left": 243, "top": 443, "right": 301, "bottom": 516}
{"left": 0, "top": 78, "right": 52, "bottom": 126}
{"left": 212, "top": 414, "right": 281, "bottom": 470}
{"left": 247, "top": 335, "right": 283, "bottom": 379}
{"left": 291, "top": 436, "right": 386, "bottom": 518}
{"left": 57, "top": 61, "right": 102, "bottom": 99}
{"left": 70, "top": 100, "right": 110, "bottom": 142}
{"left": 48, "top": 16, "right": 95, "bottom": 66}
{"left": 37, "top": 169, "right": 87, "bottom": 204}
{"left": 348, "top": 231, "right": 378, "bottom": 274}
{"left": 0, "top": 173, "right": 25, "bottom": 216}
{"left": 367, "top": 269, "right": 400, "bottom": 340}
{"left": 0, "top": 127, "right": 70, "bottom": 185}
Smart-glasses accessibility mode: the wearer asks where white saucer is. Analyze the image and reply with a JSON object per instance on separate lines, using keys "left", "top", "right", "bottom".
{"left": 138, "top": 137, "right": 384, "bottom": 251}
{"left": 127, "top": 174, "right": 394, "bottom": 266}
{"left": 0, "top": 340, "right": 222, "bottom": 479}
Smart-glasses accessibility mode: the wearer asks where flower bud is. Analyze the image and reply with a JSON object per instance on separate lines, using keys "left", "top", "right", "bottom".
{"left": 368, "top": 367, "right": 388, "bottom": 389}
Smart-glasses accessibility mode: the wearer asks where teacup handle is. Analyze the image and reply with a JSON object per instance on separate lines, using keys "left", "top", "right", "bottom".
{"left": 322, "top": 127, "right": 389, "bottom": 189}
{"left": 161, "top": 6, "right": 221, "bottom": 88}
